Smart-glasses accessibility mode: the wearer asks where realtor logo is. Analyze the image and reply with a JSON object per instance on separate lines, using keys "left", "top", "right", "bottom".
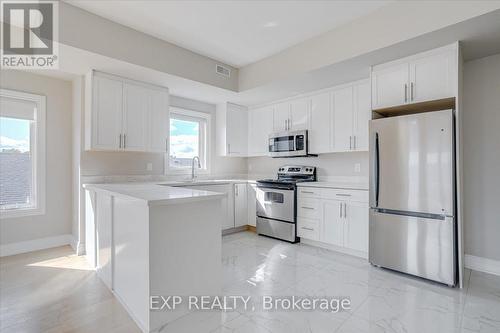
{"left": 1, "top": 0, "right": 58, "bottom": 69}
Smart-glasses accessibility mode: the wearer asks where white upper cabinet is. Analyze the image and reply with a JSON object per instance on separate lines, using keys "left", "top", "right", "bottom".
{"left": 122, "top": 83, "right": 149, "bottom": 152}
{"left": 273, "top": 102, "right": 290, "bottom": 132}
{"left": 148, "top": 89, "right": 169, "bottom": 153}
{"left": 248, "top": 105, "right": 273, "bottom": 156}
{"left": 289, "top": 97, "right": 310, "bottom": 130}
{"left": 273, "top": 98, "right": 310, "bottom": 132}
{"left": 371, "top": 43, "right": 458, "bottom": 109}
{"left": 371, "top": 63, "right": 409, "bottom": 109}
{"left": 85, "top": 71, "right": 169, "bottom": 152}
{"left": 331, "top": 80, "right": 370, "bottom": 152}
{"left": 89, "top": 75, "right": 123, "bottom": 150}
{"left": 309, "top": 92, "right": 331, "bottom": 154}
{"left": 332, "top": 86, "right": 354, "bottom": 152}
{"left": 216, "top": 103, "right": 248, "bottom": 157}
{"left": 410, "top": 50, "right": 456, "bottom": 103}
{"left": 353, "top": 81, "right": 371, "bottom": 151}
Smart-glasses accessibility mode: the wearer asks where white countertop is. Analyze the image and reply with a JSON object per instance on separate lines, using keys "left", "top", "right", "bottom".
{"left": 83, "top": 182, "right": 226, "bottom": 206}
{"left": 297, "top": 181, "right": 369, "bottom": 191}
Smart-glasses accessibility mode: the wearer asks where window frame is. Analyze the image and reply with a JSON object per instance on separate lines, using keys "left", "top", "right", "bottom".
{"left": 0, "top": 89, "right": 46, "bottom": 218}
{"left": 165, "top": 107, "right": 211, "bottom": 175}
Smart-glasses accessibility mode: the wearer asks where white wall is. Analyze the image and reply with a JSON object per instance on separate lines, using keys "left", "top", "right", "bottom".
{"left": 0, "top": 70, "right": 73, "bottom": 246}
{"left": 463, "top": 53, "right": 500, "bottom": 262}
{"left": 248, "top": 152, "right": 368, "bottom": 182}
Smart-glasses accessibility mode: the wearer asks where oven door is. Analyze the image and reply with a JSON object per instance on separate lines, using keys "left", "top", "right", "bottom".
{"left": 256, "top": 187, "right": 295, "bottom": 222}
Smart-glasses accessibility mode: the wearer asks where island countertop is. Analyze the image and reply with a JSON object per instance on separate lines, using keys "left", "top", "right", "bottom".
{"left": 83, "top": 182, "right": 225, "bottom": 206}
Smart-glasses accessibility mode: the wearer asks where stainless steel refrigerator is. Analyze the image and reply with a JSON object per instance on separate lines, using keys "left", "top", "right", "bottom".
{"left": 369, "top": 109, "right": 457, "bottom": 286}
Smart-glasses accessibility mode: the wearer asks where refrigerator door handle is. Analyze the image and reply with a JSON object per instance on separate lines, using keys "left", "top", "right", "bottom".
{"left": 375, "top": 132, "right": 380, "bottom": 207}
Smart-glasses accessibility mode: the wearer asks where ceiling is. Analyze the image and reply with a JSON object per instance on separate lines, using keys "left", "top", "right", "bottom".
{"left": 66, "top": 0, "right": 390, "bottom": 67}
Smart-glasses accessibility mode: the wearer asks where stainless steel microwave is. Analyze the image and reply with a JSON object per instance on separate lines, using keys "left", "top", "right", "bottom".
{"left": 269, "top": 130, "right": 308, "bottom": 157}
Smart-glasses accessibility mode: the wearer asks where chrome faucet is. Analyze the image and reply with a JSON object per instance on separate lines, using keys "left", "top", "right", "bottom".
{"left": 191, "top": 156, "right": 201, "bottom": 180}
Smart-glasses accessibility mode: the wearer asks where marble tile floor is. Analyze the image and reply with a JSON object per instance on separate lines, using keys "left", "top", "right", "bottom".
{"left": 1, "top": 231, "right": 499, "bottom": 333}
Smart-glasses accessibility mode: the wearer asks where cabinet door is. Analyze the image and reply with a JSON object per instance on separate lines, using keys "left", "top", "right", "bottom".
{"left": 309, "top": 92, "right": 331, "bottom": 154}
{"left": 96, "top": 193, "right": 113, "bottom": 290}
{"left": 234, "top": 183, "right": 248, "bottom": 227}
{"left": 371, "top": 63, "right": 409, "bottom": 109}
{"left": 149, "top": 89, "right": 169, "bottom": 153}
{"left": 122, "top": 83, "right": 149, "bottom": 151}
{"left": 227, "top": 104, "right": 248, "bottom": 156}
{"left": 92, "top": 75, "right": 123, "bottom": 150}
{"left": 289, "top": 97, "right": 310, "bottom": 130}
{"left": 248, "top": 106, "right": 273, "bottom": 156}
{"left": 410, "top": 51, "right": 456, "bottom": 103}
{"left": 321, "top": 200, "right": 344, "bottom": 247}
{"left": 187, "top": 184, "right": 233, "bottom": 230}
{"left": 344, "top": 201, "right": 369, "bottom": 253}
{"left": 273, "top": 102, "right": 290, "bottom": 132}
{"left": 353, "top": 81, "right": 371, "bottom": 151}
{"left": 332, "top": 86, "right": 354, "bottom": 152}
{"left": 247, "top": 184, "right": 257, "bottom": 227}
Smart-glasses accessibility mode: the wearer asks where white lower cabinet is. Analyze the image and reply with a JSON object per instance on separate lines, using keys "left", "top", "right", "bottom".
{"left": 298, "top": 186, "right": 369, "bottom": 257}
{"left": 184, "top": 184, "right": 234, "bottom": 230}
{"left": 247, "top": 183, "right": 257, "bottom": 227}
{"left": 234, "top": 183, "right": 248, "bottom": 227}
{"left": 96, "top": 193, "right": 113, "bottom": 289}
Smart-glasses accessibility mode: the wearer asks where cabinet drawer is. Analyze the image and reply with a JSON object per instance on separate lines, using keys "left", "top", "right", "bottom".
{"left": 297, "top": 198, "right": 320, "bottom": 219}
{"left": 322, "top": 188, "right": 368, "bottom": 203}
{"left": 297, "top": 187, "right": 322, "bottom": 198}
{"left": 297, "top": 218, "right": 320, "bottom": 241}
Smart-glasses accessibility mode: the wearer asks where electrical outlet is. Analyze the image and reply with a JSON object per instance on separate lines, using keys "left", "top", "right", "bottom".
{"left": 146, "top": 163, "right": 153, "bottom": 171}
{"left": 354, "top": 163, "right": 361, "bottom": 173}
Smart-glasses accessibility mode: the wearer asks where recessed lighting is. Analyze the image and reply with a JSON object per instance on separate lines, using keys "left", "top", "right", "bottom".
{"left": 263, "top": 21, "right": 278, "bottom": 28}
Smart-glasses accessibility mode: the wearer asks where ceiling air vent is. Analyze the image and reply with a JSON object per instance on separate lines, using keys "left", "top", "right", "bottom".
{"left": 216, "top": 64, "right": 231, "bottom": 78}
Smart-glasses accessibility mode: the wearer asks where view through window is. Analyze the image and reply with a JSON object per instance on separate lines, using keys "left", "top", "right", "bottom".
{"left": 0, "top": 116, "right": 33, "bottom": 210}
{"left": 169, "top": 117, "right": 200, "bottom": 168}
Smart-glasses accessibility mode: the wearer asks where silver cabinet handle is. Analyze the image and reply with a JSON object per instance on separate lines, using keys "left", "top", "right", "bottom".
{"left": 353, "top": 136, "right": 356, "bottom": 150}
{"left": 410, "top": 82, "right": 414, "bottom": 101}
{"left": 336, "top": 193, "right": 351, "bottom": 197}
{"left": 119, "top": 134, "right": 122, "bottom": 148}
{"left": 339, "top": 203, "right": 342, "bottom": 218}
{"left": 301, "top": 227, "right": 314, "bottom": 231}
{"left": 227, "top": 143, "right": 230, "bottom": 154}
{"left": 344, "top": 203, "right": 347, "bottom": 219}
{"left": 301, "top": 190, "right": 314, "bottom": 194}
{"left": 235, "top": 185, "right": 238, "bottom": 196}
{"left": 165, "top": 138, "right": 168, "bottom": 152}
{"left": 301, "top": 206, "right": 315, "bottom": 210}
{"left": 404, "top": 84, "right": 408, "bottom": 102}
{"left": 349, "top": 136, "right": 352, "bottom": 150}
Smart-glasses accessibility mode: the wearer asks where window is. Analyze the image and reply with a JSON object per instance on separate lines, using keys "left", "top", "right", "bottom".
{"left": 167, "top": 107, "right": 210, "bottom": 173}
{"left": 0, "top": 89, "right": 45, "bottom": 217}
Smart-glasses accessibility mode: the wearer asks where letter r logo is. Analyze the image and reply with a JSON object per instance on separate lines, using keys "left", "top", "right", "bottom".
{"left": 1, "top": 1, "right": 54, "bottom": 55}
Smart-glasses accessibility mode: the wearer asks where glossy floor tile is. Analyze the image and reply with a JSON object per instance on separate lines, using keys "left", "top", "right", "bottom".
{"left": 2, "top": 232, "right": 499, "bottom": 333}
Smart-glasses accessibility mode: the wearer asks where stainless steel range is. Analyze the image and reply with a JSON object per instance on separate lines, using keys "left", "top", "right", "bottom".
{"left": 256, "top": 166, "right": 316, "bottom": 243}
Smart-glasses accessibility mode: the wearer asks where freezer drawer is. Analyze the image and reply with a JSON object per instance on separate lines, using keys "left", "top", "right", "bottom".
{"left": 369, "top": 209, "right": 456, "bottom": 286}
{"left": 256, "top": 217, "right": 297, "bottom": 243}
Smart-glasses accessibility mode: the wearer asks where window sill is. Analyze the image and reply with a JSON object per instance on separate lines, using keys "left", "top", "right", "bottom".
{"left": 0, "top": 207, "right": 45, "bottom": 219}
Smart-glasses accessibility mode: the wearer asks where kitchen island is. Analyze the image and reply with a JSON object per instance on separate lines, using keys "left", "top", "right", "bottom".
{"left": 83, "top": 183, "right": 225, "bottom": 333}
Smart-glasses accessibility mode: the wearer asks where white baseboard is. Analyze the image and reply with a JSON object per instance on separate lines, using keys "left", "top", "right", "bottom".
{"left": 465, "top": 254, "right": 500, "bottom": 276}
{"left": 0, "top": 234, "right": 73, "bottom": 257}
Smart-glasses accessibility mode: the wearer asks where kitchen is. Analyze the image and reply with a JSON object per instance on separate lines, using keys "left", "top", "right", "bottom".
{"left": 1, "top": 2, "right": 500, "bottom": 333}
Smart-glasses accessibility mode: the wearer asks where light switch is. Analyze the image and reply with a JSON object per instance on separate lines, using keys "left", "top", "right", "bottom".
{"left": 146, "top": 162, "right": 153, "bottom": 171}
{"left": 354, "top": 163, "right": 361, "bottom": 173}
